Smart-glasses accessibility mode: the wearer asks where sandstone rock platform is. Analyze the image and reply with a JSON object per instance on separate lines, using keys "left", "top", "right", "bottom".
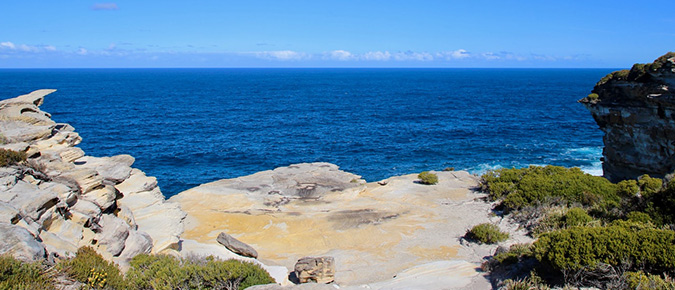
{"left": 171, "top": 164, "right": 527, "bottom": 287}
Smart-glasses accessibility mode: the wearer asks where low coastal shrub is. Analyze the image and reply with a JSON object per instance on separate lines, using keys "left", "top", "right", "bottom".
{"left": 0, "top": 149, "right": 26, "bottom": 167}
{"left": 480, "top": 166, "right": 619, "bottom": 212}
{"left": 533, "top": 224, "right": 675, "bottom": 275}
{"left": 417, "top": 171, "right": 438, "bottom": 185}
{"left": 126, "top": 254, "right": 275, "bottom": 290}
{"left": 58, "top": 247, "right": 127, "bottom": 289}
{"left": 638, "top": 174, "right": 663, "bottom": 198}
{"left": 500, "top": 271, "right": 550, "bottom": 290}
{"left": 0, "top": 255, "right": 54, "bottom": 290}
{"left": 466, "top": 223, "right": 509, "bottom": 244}
{"left": 624, "top": 271, "right": 675, "bottom": 290}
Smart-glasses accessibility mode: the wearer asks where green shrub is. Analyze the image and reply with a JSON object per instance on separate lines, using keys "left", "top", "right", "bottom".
{"left": 417, "top": 171, "right": 438, "bottom": 185}
{"left": 480, "top": 166, "right": 619, "bottom": 212}
{"left": 617, "top": 179, "right": 639, "bottom": 197}
{"left": 466, "top": 223, "right": 509, "bottom": 244}
{"left": 586, "top": 93, "right": 599, "bottom": 102}
{"left": 57, "top": 247, "right": 127, "bottom": 289}
{"left": 533, "top": 225, "right": 675, "bottom": 274}
{"left": 126, "top": 254, "right": 275, "bottom": 290}
{"left": 500, "top": 271, "right": 550, "bottom": 290}
{"left": 624, "top": 271, "right": 675, "bottom": 290}
{"left": 493, "top": 243, "right": 534, "bottom": 266}
{"left": 0, "top": 149, "right": 26, "bottom": 167}
{"left": 562, "top": 208, "right": 592, "bottom": 227}
{"left": 626, "top": 211, "right": 653, "bottom": 224}
{"left": 645, "top": 180, "right": 675, "bottom": 226}
{"left": 0, "top": 255, "right": 54, "bottom": 290}
{"left": 638, "top": 174, "right": 663, "bottom": 198}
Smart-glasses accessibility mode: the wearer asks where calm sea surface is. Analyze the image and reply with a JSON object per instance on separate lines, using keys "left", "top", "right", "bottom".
{"left": 0, "top": 68, "right": 612, "bottom": 197}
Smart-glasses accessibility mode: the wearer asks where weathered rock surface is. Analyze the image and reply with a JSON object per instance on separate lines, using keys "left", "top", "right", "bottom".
{"left": 294, "top": 256, "right": 335, "bottom": 284}
{"left": 0, "top": 222, "right": 45, "bottom": 261}
{"left": 217, "top": 232, "right": 258, "bottom": 258}
{"left": 171, "top": 164, "right": 527, "bottom": 286}
{"left": 581, "top": 52, "right": 675, "bottom": 181}
{"left": 0, "top": 90, "right": 186, "bottom": 268}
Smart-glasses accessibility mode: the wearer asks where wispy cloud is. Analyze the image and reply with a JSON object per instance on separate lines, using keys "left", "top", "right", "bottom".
{"left": 325, "top": 50, "right": 355, "bottom": 61}
{"left": 252, "top": 50, "right": 309, "bottom": 61}
{"left": 91, "top": 3, "right": 119, "bottom": 11}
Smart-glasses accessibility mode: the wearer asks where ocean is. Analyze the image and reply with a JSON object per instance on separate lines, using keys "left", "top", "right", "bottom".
{"left": 0, "top": 68, "right": 612, "bottom": 197}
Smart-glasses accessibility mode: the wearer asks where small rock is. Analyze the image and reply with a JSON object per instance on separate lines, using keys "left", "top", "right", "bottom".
{"left": 216, "top": 232, "right": 258, "bottom": 258}
{"left": 294, "top": 256, "right": 335, "bottom": 284}
{"left": 377, "top": 180, "right": 388, "bottom": 186}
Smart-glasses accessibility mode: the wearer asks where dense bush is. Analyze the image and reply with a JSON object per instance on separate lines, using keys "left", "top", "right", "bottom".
{"left": 58, "top": 247, "right": 127, "bottom": 289}
{"left": 638, "top": 174, "right": 663, "bottom": 198}
{"left": 0, "top": 255, "right": 54, "bottom": 290}
{"left": 466, "top": 223, "right": 509, "bottom": 244}
{"left": 624, "top": 271, "right": 675, "bottom": 290}
{"left": 126, "top": 254, "right": 275, "bottom": 290}
{"left": 533, "top": 224, "right": 675, "bottom": 274}
{"left": 0, "top": 149, "right": 26, "bottom": 167}
{"left": 645, "top": 179, "right": 675, "bottom": 226}
{"left": 480, "top": 166, "right": 619, "bottom": 212}
{"left": 417, "top": 171, "right": 438, "bottom": 185}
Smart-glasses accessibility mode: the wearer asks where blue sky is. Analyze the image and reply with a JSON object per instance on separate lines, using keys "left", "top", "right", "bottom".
{"left": 1, "top": 1, "right": 673, "bottom": 68}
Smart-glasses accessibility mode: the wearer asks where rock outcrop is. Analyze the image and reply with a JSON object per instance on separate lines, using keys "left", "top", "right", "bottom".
{"left": 294, "top": 256, "right": 335, "bottom": 284}
{"left": 580, "top": 52, "right": 675, "bottom": 181}
{"left": 0, "top": 90, "right": 185, "bottom": 265}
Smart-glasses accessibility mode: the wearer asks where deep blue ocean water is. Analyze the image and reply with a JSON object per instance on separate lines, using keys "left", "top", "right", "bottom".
{"left": 0, "top": 68, "right": 612, "bottom": 197}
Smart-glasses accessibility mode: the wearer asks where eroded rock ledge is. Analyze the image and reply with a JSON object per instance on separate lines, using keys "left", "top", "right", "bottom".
{"left": 0, "top": 89, "right": 185, "bottom": 267}
{"left": 580, "top": 52, "right": 675, "bottom": 181}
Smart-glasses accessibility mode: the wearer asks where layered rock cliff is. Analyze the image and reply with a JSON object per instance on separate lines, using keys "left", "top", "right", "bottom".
{"left": 0, "top": 90, "right": 185, "bottom": 267}
{"left": 580, "top": 52, "right": 675, "bottom": 182}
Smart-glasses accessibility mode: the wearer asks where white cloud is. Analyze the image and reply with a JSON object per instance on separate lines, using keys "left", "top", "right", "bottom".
{"left": 393, "top": 51, "right": 434, "bottom": 61}
{"left": 44, "top": 45, "right": 56, "bottom": 51}
{"left": 92, "top": 3, "right": 119, "bottom": 10}
{"left": 326, "top": 50, "right": 354, "bottom": 61}
{"left": 362, "top": 51, "right": 392, "bottom": 61}
{"left": 0, "top": 42, "right": 16, "bottom": 50}
{"left": 436, "top": 49, "right": 470, "bottom": 60}
{"left": 253, "top": 50, "right": 308, "bottom": 61}
{"left": 18, "top": 44, "right": 38, "bottom": 52}
{"left": 77, "top": 48, "right": 88, "bottom": 55}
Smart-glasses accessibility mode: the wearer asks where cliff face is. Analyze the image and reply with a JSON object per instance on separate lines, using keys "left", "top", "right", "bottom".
{"left": 580, "top": 52, "right": 675, "bottom": 182}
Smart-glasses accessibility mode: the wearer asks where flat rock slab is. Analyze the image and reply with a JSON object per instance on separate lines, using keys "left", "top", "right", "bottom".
{"left": 171, "top": 164, "right": 499, "bottom": 285}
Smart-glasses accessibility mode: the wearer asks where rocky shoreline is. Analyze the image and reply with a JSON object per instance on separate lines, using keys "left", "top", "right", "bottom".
{"left": 0, "top": 89, "right": 530, "bottom": 289}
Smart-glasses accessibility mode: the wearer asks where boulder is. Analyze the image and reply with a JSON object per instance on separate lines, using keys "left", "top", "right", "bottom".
{"left": 118, "top": 230, "right": 153, "bottom": 259}
{"left": 94, "top": 215, "right": 130, "bottom": 257}
{"left": 216, "top": 232, "right": 258, "bottom": 258}
{"left": 294, "top": 256, "right": 335, "bottom": 284}
{"left": 0, "top": 222, "right": 45, "bottom": 261}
